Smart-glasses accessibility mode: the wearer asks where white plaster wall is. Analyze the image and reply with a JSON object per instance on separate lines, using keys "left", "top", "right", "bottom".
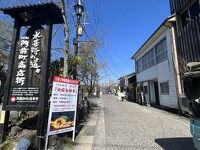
{"left": 159, "top": 30, "right": 178, "bottom": 109}
{"left": 136, "top": 29, "right": 178, "bottom": 109}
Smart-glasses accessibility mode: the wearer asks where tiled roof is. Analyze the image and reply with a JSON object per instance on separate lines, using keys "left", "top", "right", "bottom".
{"left": 0, "top": 2, "right": 64, "bottom": 25}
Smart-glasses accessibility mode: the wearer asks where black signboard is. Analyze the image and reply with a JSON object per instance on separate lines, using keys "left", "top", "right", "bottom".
{"left": 0, "top": 3, "right": 64, "bottom": 149}
{"left": 6, "top": 25, "right": 46, "bottom": 110}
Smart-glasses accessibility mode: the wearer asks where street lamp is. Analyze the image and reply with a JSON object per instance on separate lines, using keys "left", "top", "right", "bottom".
{"left": 73, "top": 0, "right": 84, "bottom": 79}
{"left": 74, "top": 2, "right": 84, "bottom": 36}
{"left": 74, "top": 3, "right": 84, "bottom": 17}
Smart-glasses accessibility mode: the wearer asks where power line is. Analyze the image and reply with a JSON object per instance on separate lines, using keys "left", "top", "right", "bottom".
{"left": 82, "top": 28, "right": 120, "bottom": 79}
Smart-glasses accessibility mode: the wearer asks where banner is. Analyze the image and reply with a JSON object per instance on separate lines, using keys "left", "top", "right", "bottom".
{"left": 47, "top": 76, "right": 79, "bottom": 136}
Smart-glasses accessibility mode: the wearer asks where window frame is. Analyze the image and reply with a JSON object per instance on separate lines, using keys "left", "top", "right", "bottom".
{"left": 136, "top": 37, "right": 167, "bottom": 73}
{"left": 143, "top": 86, "right": 148, "bottom": 94}
{"left": 160, "top": 82, "right": 169, "bottom": 95}
{"left": 155, "top": 38, "right": 168, "bottom": 64}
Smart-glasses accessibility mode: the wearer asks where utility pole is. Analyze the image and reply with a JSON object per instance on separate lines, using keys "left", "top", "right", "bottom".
{"left": 73, "top": 0, "right": 84, "bottom": 79}
{"left": 60, "top": 0, "right": 69, "bottom": 77}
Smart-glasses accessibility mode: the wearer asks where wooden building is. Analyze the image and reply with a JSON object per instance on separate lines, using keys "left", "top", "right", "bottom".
{"left": 169, "top": 0, "right": 200, "bottom": 67}
{"left": 169, "top": 0, "right": 200, "bottom": 113}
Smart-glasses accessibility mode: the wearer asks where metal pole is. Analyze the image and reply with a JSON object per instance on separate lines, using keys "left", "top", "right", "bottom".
{"left": 74, "top": 16, "right": 80, "bottom": 79}
{"left": 74, "top": 0, "right": 83, "bottom": 79}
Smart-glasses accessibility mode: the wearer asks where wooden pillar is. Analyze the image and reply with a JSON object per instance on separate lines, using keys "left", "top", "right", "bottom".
{"left": 36, "top": 19, "right": 52, "bottom": 150}
{"left": 0, "top": 19, "right": 21, "bottom": 144}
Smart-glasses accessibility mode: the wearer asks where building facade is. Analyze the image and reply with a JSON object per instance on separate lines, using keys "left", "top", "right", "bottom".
{"left": 118, "top": 73, "right": 136, "bottom": 101}
{"left": 170, "top": 0, "right": 200, "bottom": 69}
{"left": 168, "top": 0, "right": 200, "bottom": 112}
{"left": 132, "top": 17, "right": 180, "bottom": 109}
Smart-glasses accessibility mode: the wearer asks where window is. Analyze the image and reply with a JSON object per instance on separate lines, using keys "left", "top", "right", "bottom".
{"left": 155, "top": 38, "right": 167, "bottom": 64}
{"left": 142, "top": 53, "right": 148, "bottom": 70}
{"left": 160, "top": 82, "right": 169, "bottom": 94}
{"left": 139, "top": 48, "right": 155, "bottom": 72}
{"left": 143, "top": 86, "right": 148, "bottom": 94}
{"left": 147, "top": 49, "right": 155, "bottom": 68}
{"left": 136, "top": 58, "right": 142, "bottom": 73}
{"left": 136, "top": 37, "right": 167, "bottom": 73}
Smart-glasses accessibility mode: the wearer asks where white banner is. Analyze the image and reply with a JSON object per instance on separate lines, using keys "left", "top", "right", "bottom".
{"left": 47, "top": 76, "right": 79, "bottom": 136}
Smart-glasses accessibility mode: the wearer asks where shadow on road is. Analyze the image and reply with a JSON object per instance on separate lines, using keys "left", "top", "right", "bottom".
{"left": 155, "top": 137, "right": 196, "bottom": 150}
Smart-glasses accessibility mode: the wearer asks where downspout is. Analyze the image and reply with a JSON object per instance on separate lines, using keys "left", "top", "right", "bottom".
{"left": 170, "top": 24, "right": 183, "bottom": 95}
{"left": 165, "top": 16, "right": 183, "bottom": 111}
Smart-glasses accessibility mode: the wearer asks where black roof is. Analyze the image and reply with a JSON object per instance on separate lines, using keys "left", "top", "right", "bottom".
{"left": 0, "top": 2, "right": 64, "bottom": 25}
{"left": 118, "top": 72, "right": 136, "bottom": 80}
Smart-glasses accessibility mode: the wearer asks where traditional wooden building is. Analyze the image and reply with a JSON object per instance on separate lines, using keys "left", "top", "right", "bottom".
{"left": 169, "top": 0, "right": 200, "bottom": 68}
{"left": 169, "top": 0, "right": 200, "bottom": 113}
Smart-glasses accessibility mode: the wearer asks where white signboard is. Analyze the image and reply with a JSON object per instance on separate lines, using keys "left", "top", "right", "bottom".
{"left": 46, "top": 76, "right": 79, "bottom": 138}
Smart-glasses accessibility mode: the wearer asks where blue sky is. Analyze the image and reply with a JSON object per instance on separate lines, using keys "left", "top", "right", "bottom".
{"left": 0, "top": 0, "right": 170, "bottom": 83}
{"left": 84, "top": 0, "right": 170, "bottom": 83}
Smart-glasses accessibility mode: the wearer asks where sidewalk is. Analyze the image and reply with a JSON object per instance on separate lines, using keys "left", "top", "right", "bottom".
{"left": 72, "top": 97, "right": 105, "bottom": 150}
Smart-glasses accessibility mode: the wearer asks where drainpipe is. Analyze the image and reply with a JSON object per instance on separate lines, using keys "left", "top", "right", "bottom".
{"left": 170, "top": 25, "right": 183, "bottom": 95}
{"left": 164, "top": 16, "right": 183, "bottom": 113}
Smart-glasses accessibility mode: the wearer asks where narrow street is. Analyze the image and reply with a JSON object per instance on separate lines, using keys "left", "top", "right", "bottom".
{"left": 73, "top": 95, "right": 196, "bottom": 150}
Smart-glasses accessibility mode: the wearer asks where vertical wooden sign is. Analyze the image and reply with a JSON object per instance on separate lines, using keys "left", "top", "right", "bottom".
{"left": 4, "top": 25, "right": 47, "bottom": 111}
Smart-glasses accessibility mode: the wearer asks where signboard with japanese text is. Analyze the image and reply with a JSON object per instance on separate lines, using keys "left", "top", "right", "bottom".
{"left": 47, "top": 76, "right": 79, "bottom": 136}
{"left": 6, "top": 25, "right": 47, "bottom": 110}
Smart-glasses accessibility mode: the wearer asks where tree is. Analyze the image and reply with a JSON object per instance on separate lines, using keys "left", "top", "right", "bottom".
{"left": 0, "top": 18, "right": 12, "bottom": 86}
{"left": 78, "top": 40, "right": 100, "bottom": 97}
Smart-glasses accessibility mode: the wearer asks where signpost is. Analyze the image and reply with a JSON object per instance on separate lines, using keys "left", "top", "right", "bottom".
{"left": 0, "top": 3, "right": 64, "bottom": 149}
{"left": 45, "top": 76, "right": 79, "bottom": 149}
{"left": 8, "top": 26, "right": 45, "bottom": 109}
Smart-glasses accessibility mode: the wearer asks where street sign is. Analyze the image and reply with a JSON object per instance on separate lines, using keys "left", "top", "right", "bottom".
{"left": 5, "top": 25, "right": 46, "bottom": 110}
{"left": 45, "top": 76, "right": 79, "bottom": 149}
{"left": 0, "top": 3, "right": 64, "bottom": 149}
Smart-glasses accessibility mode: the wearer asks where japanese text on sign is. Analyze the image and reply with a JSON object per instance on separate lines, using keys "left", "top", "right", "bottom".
{"left": 15, "top": 37, "right": 29, "bottom": 86}
{"left": 30, "top": 31, "right": 42, "bottom": 74}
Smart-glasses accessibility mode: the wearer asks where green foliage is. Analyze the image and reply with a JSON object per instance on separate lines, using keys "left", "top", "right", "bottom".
{"left": 63, "top": 137, "right": 73, "bottom": 149}
{"left": 49, "top": 58, "right": 64, "bottom": 87}
{"left": 68, "top": 55, "right": 82, "bottom": 76}
{"left": 0, "top": 18, "right": 12, "bottom": 86}
{"left": 2, "top": 139, "right": 15, "bottom": 150}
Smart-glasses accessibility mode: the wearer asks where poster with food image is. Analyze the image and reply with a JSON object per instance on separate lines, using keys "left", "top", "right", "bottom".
{"left": 47, "top": 76, "right": 79, "bottom": 136}
{"left": 50, "top": 111, "right": 75, "bottom": 132}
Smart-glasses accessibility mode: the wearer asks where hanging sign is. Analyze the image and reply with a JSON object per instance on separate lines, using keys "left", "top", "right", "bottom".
{"left": 47, "top": 76, "right": 79, "bottom": 136}
{"left": 5, "top": 25, "right": 47, "bottom": 110}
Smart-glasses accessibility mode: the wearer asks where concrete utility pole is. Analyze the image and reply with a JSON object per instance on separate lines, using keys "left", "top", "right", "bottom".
{"left": 73, "top": 0, "right": 84, "bottom": 79}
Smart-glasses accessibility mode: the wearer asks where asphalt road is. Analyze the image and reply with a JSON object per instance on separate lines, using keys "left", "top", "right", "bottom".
{"left": 72, "top": 94, "right": 196, "bottom": 150}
